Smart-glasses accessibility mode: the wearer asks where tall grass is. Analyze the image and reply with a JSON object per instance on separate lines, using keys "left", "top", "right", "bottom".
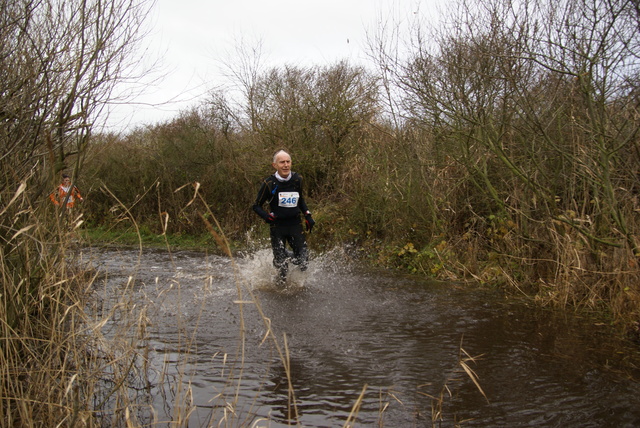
{"left": 0, "top": 183, "right": 378, "bottom": 426}
{"left": 1, "top": 172, "right": 495, "bottom": 426}
{"left": 0, "top": 187, "right": 270, "bottom": 425}
{"left": 0, "top": 182, "right": 93, "bottom": 426}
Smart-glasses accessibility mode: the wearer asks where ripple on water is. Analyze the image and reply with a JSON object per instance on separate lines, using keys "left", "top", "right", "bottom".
{"left": 82, "top": 246, "right": 640, "bottom": 427}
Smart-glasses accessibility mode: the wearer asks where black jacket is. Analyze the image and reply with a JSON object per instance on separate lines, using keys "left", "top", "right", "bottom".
{"left": 253, "top": 172, "right": 310, "bottom": 226}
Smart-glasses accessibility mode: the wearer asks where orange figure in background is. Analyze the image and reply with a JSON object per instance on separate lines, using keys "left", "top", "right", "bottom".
{"left": 50, "top": 174, "right": 84, "bottom": 208}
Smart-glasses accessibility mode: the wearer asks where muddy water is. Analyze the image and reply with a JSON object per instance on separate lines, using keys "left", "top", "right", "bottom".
{"left": 83, "top": 247, "right": 640, "bottom": 427}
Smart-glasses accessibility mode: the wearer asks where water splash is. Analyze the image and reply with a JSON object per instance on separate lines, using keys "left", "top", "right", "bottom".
{"left": 238, "top": 248, "right": 307, "bottom": 293}
{"left": 237, "top": 246, "right": 359, "bottom": 295}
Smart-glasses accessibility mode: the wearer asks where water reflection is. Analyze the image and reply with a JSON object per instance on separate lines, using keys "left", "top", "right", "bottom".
{"left": 84, "top": 247, "right": 640, "bottom": 427}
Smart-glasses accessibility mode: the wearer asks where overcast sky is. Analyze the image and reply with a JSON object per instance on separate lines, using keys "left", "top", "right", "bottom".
{"left": 103, "top": 0, "right": 439, "bottom": 133}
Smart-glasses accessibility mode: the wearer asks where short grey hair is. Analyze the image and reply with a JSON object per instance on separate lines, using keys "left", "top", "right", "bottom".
{"left": 272, "top": 149, "right": 290, "bottom": 163}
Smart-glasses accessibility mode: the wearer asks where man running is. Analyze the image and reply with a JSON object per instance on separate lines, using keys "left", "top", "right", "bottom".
{"left": 252, "top": 150, "right": 315, "bottom": 284}
{"left": 50, "top": 173, "right": 84, "bottom": 209}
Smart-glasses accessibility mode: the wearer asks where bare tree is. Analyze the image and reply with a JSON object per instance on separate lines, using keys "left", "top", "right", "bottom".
{"left": 365, "top": 0, "right": 640, "bottom": 313}
{"left": 0, "top": 0, "right": 151, "bottom": 195}
{"left": 384, "top": 0, "right": 639, "bottom": 244}
{"left": 242, "top": 61, "right": 379, "bottom": 193}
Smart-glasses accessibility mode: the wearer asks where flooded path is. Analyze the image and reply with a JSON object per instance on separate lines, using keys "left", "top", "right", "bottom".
{"left": 82, "top": 247, "right": 640, "bottom": 427}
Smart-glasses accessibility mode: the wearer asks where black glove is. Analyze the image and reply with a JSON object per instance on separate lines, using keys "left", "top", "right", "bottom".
{"left": 305, "top": 213, "right": 315, "bottom": 232}
{"left": 264, "top": 212, "right": 276, "bottom": 224}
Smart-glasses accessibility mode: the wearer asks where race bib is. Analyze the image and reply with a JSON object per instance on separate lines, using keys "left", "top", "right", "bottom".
{"left": 278, "top": 192, "right": 299, "bottom": 208}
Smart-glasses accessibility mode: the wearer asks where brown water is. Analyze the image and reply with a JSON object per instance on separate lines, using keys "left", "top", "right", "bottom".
{"left": 83, "top": 247, "right": 640, "bottom": 427}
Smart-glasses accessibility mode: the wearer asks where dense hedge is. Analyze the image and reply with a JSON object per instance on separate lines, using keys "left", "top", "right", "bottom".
{"left": 83, "top": 41, "right": 640, "bottom": 334}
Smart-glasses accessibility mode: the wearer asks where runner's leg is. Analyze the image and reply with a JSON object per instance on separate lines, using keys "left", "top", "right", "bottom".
{"left": 270, "top": 227, "right": 289, "bottom": 282}
{"left": 290, "top": 223, "right": 308, "bottom": 271}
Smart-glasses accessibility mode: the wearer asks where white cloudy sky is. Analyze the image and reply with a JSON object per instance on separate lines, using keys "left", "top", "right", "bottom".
{"left": 103, "top": 0, "right": 441, "bottom": 132}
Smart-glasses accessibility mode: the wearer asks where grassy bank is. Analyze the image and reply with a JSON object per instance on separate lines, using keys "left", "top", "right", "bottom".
{"left": 81, "top": 225, "right": 219, "bottom": 252}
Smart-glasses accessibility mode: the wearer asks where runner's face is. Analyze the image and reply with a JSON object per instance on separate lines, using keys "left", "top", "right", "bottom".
{"left": 273, "top": 153, "right": 291, "bottom": 178}
{"left": 62, "top": 177, "right": 71, "bottom": 185}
